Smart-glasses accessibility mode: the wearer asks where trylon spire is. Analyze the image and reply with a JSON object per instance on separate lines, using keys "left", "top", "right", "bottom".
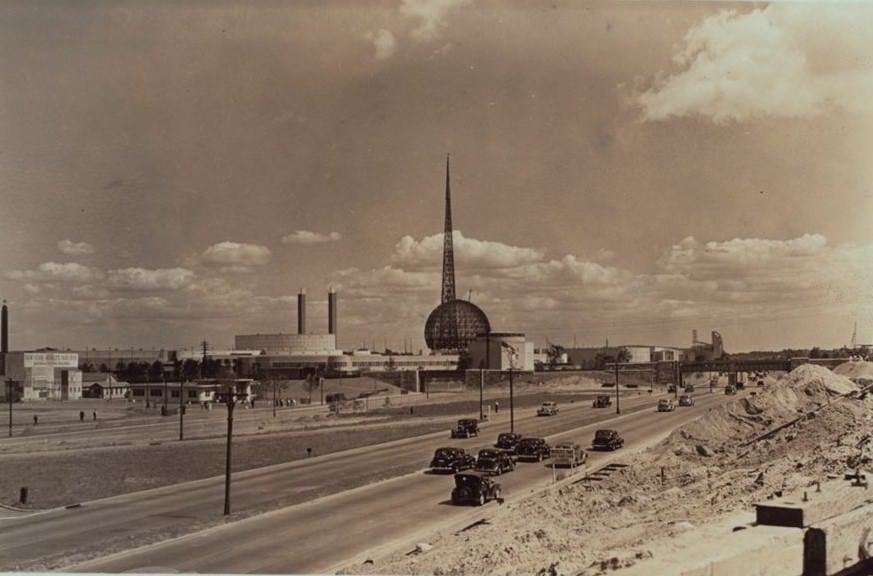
{"left": 441, "top": 153, "right": 456, "bottom": 303}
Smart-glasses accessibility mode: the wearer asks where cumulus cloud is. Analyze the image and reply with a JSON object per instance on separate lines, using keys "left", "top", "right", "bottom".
{"left": 107, "top": 268, "right": 196, "bottom": 291}
{"left": 400, "top": 0, "right": 469, "bottom": 42}
{"left": 201, "top": 242, "right": 271, "bottom": 268}
{"left": 637, "top": 4, "right": 873, "bottom": 123}
{"left": 393, "top": 231, "right": 545, "bottom": 269}
{"left": 365, "top": 29, "right": 397, "bottom": 60}
{"left": 7, "top": 261, "right": 104, "bottom": 284}
{"left": 57, "top": 240, "right": 95, "bottom": 255}
{"left": 281, "top": 230, "right": 342, "bottom": 245}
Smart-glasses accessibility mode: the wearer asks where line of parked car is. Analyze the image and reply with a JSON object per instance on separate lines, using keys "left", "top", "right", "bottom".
{"left": 436, "top": 418, "right": 626, "bottom": 506}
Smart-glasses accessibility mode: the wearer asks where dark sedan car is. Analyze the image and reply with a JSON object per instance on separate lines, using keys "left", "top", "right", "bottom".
{"left": 429, "top": 447, "right": 476, "bottom": 474}
{"left": 494, "top": 432, "right": 522, "bottom": 454}
{"left": 451, "top": 472, "right": 502, "bottom": 506}
{"left": 516, "top": 437, "right": 551, "bottom": 462}
{"left": 474, "top": 448, "right": 515, "bottom": 475}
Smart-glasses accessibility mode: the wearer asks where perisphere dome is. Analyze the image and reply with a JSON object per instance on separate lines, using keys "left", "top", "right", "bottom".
{"left": 424, "top": 299, "right": 491, "bottom": 352}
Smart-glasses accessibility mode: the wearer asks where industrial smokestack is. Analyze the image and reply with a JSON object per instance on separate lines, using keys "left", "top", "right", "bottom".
{"left": 298, "top": 289, "right": 306, "bottom": 335}
{"left": 1, "top": 301, "right": 7, "bottom": 353}
{"left": 328, "top": 287, "right": 337, "bottom": 337}
{"left": 692, "top": 329, "right": 698, "bottom": 345}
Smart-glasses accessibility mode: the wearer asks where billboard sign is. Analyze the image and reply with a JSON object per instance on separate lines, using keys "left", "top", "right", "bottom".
{"left": 24, "top": 352, "right": 78, "bottom": 368}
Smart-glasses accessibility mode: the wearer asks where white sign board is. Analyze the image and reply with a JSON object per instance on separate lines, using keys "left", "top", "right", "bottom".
{"left": 24, "top": 352, "right": 78, "bottom": 368}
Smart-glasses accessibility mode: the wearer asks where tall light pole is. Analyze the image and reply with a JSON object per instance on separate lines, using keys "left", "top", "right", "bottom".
{"left": 218, "top": 383, "right": 245, "bottom": 516}
{"left": 502, "top": 342, "right": 519, "bottom": 434}
{"left": 614, "top": 362, "right": 621, "bottom": 415}
{"left": 6, "top": 378, "right": 14, "bottom": 438}
{"left": 178, "top": 379, "right": 185, "bottom": 441}
{"left": 479, "top": 368, "right": 484, "bottom": 421}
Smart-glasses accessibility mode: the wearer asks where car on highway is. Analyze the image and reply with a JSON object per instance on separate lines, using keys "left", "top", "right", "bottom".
{"left": 685, "top": 384, "right": 694, "bottom": 393}
{"left": 725, "top": 385, "right": 736, "bottom": 395}
{"left": 451, "top": 471, "right": 502, "bottom": 506}
{"left": 450, "top": 418, "right": 480, "bottom": 438}
{"left": 592, "top": 395, "right": 612, "bottom": 408}
{"left": 494, "top": 432, "right": 522, "bottom": 454}
{"left": 474, "top": 448, "right": 515, "bottom": 475}
{"left": 667, "top": 384, "right": 677, "bottom": 393}
{"left": 552, "top": 442, "right": 588, "bottom": 467}
{"left": 678, "top": 394, "right": 694, "bottom": 407}
{"left": 537, "top": 401, "right": 559, "bottom": 416}
{"left": 592, "top": 429, "right": 624, "bottom": 451}
{"left": 516, "top": 437, "right": 552, "bottom": 462}
{"left": 429, "top": 447, "right": 476, "bottom": 474}
{"left": 657, "top": 399, "right": 675, "bottom": 412}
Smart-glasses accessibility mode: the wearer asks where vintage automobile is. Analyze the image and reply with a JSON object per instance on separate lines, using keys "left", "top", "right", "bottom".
{"left": 678, "top": 394, "right": 695, "bottom": 407}
{"left": 657, "top": 398, "right": 675, "bottom": 412}
{"left": 451, "top": 471, "right": 502, "bottom": 506}
{"left": 592, "top": 429, "right": 624, "bottom": 451}
{"left": 474, "top": 448, "right": 515, "bottom": 475}
{"left": 592, "top": 394, "right": 612, "bottom": 408}
{"left": 494, "top": 432, "right": 522, "bottom": 454}
{"left": 725, "top": 385, "right": 736, "bottom": 395}
{"left": 667, "top": 384, "right": 677, "bottom": 394}
{"left": 450, "top": 418, "right": 480, "bottom": 438}
{"left": 537, "top": 401, "right": 559, "bottom": 416}
{"left": 552, "top": 442, "right": 588, "bottom": 467}
{"left": 684, "top": 384, "right": 695, "bottom": 393}
{"left": 429, "top": 447, "right": 476, "bottom": 474}
{"left": 516, "top": 437, "right": 551, "bottom": 462}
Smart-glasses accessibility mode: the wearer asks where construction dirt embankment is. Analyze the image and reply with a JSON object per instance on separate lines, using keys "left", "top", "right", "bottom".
{"left": 345, "top": 363, "right": 873, "bottom": 576}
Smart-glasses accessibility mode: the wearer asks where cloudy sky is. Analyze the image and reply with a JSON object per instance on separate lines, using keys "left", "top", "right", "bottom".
{"left": 2, "top": 0, "right": 872, "bottom": 354}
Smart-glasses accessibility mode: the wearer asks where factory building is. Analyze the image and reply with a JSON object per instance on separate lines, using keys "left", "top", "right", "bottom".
{"left": 2, "top": 350, "right": 83, "bottom": 400}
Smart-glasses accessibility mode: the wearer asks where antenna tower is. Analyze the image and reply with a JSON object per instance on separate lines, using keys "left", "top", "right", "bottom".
{"left": 441, "top": 154, "right": 456, "bottom": 303}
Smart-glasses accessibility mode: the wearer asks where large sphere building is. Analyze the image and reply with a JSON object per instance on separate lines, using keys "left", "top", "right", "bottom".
{"left": 424, "top": 299, "right": 491, "bottom": 352}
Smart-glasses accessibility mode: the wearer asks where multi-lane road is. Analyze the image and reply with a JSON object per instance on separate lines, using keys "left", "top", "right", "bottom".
{"left": 0, "top": 389, "right": 738, "bottom": 573}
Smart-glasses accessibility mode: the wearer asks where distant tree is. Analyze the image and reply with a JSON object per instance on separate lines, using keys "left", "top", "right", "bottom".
{"left": 148, "top": 360, "right": 164, "bottom": 382}
{"left": 546, "top": 344, "right": 566, "bottom": 367}
{"left": 115, "top": 361, "right": 127, "bottom": 376}
{"left": 99, "top": 363, "right": 109, "bottom": 373}
{"left": 181, "top": 359, "right": 200, "bottom": 381}
{"left": 617, "top": 348, "right": 632, "bottom": 364}
{"left": 80, "top": 361, "right": 95, "bottom": 373}
{"left": 809, "top": 347, "right": 822, "bottom": 359}
{"left": 302, "top": 373, "right": 321, "bottom": 404}
{"left": 457, "top": 350, "right": 473, "bottom": 371}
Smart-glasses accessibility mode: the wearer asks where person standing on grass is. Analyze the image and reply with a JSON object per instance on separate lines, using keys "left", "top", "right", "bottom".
{"left": 494, "top": 400, "right": 499, "bottom": 414}
{"left": 93, "top": 410, "right": 97, "bottom": 421}
{"left": 79, "top": 410, "right": 85, "bottom": 422}
{"left": 33, "top": 415, "right": 38, "bottom": 425}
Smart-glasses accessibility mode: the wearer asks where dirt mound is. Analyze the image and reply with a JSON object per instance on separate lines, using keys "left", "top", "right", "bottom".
{"left": 347, "top": 364, "right": 871, "bottom": 576}
{"left": 833, "top": 360, "right": 873, "bottom": 381}
{"left": 659, "top": 364, "right": 856, "bottom": 453}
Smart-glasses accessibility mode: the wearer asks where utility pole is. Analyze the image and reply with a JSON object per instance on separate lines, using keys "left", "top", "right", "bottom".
{"left": 272, "top": 380, "right": 277, "bottom": 418}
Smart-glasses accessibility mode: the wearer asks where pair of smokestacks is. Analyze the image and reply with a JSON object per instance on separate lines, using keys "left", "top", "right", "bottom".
{"left": 297, "top": 288, "right": 337, "bottom": 337}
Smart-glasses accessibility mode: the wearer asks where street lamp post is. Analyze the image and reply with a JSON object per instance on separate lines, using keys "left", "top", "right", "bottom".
{"left": 163, "top": 372, "right": 168, "bottom": 415}
{"left": 6, "top": 378, "right": 14, "bottom": 438}
{"left": 614, "top": 362, "right": 621, "bottom": 415}
{"left": 272, "top": 380, "right": 277, "bottom": 418}
{"left": 479, "top": 368, "right": 484, "bottom": 421}
{"left": 178, "top": 379, "right": 185, "bottom": 441}
{"left": 502, "top": 342, "right": 519, "bottom": 434}
{"left": 218, "top": 384, "right": 245, "bottom": 516}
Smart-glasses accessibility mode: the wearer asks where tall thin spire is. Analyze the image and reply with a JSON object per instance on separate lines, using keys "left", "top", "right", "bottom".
{"left": 441, "top": 154, "right": 457, "bottom": 303}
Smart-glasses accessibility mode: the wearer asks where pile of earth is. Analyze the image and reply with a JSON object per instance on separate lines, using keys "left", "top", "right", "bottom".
{"left": 346, "top": 365, "right": 872, "bottom": 576}
{"left": 833, "top": 359, "right": 873, "bottom": 381}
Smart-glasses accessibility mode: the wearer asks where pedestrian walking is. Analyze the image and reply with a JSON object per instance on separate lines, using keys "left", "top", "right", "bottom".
{"left": 79, "top": 410, "right": 85, "bottom": 422}
{"left": 33, "top": 415, "right": 38, "bottom": 425}
{"left": 92, "top": 410, "right": 97, "bottom": 421}
{"left": 494, "top": 400, "right": 500, "bottom": 414}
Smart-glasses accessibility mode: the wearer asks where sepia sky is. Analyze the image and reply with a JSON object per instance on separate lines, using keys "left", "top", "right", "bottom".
{"left": 1, "top": 0, "right": 872, "bottom": 354}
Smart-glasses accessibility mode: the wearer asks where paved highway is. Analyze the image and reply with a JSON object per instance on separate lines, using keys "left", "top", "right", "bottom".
{"left": 40, "top": 391, "right": 737, "bottom": 574}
